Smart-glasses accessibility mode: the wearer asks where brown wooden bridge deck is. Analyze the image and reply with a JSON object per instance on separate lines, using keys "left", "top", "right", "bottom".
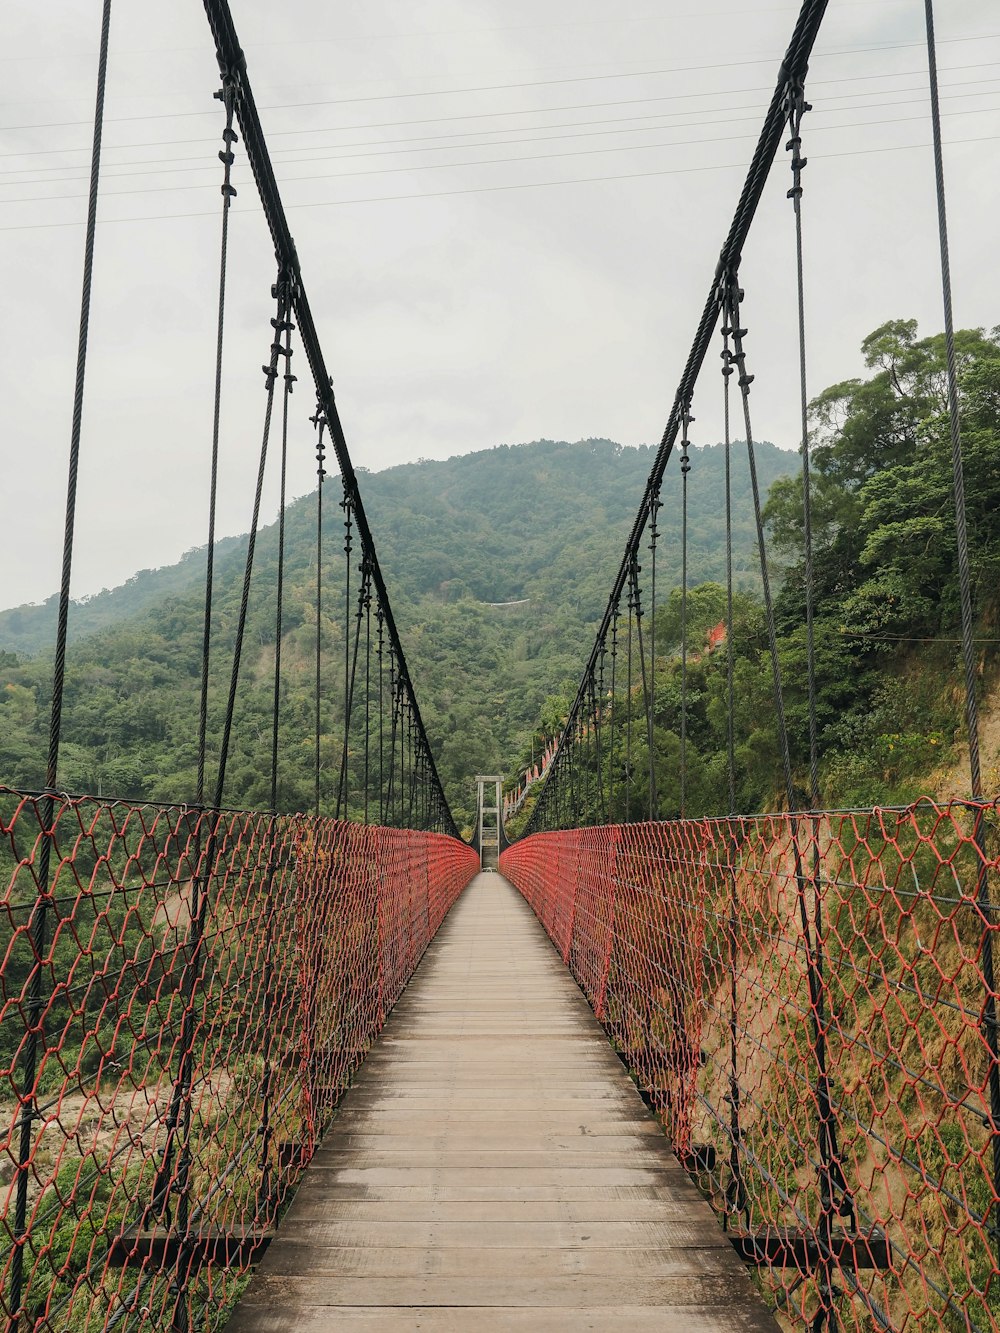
{"left": 227, "top": 872, "right": 779, "bottom": 1331}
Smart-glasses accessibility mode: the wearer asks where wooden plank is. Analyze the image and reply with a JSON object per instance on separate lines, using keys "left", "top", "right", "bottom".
{"left": 226, "top": 872, "right": 779, "bottom": 1331}
{"left": 225, "top": 1308, "right": 780, "bottom": 1333}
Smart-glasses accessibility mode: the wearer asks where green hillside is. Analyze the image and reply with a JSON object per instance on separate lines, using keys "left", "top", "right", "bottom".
{"left": 506, "top": 322, "right": 1000, "bottom": 832}
{"left": 0, "top": 436, "right": 795, "bottom": 831}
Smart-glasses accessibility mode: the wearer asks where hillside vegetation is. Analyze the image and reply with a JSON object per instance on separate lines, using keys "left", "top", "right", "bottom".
{"left": 5, "top": 318, "right": 997, "bottom": 837}
{"left": 506, "top": 321, "right": 1000, "bottom": 831}
{"left": 0, "top": 437, "right": 794, "bottom": 832}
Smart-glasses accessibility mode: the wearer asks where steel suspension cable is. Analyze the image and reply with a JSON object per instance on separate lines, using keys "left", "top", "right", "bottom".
{"left": 596, "top": 645, "right": 607, "bottom": 823}
{"left": 212, "top": 273, "right": 290, "bottom": 810}
{"left": 630, "top": 559, "right": 654, "bottom": 820}
{"left": 377, "top": 607, "right": 385, "bottom": 821}
{"left": 337, "top": 553, "right": 369, "bottom": 819}
{"left": 785, "top": 77, "right": 843, "bottom": 1326}
{"left": 43, "top": 0, "right": 112, "bottom": 802}
{"left": 923, "top": 0, "right": 983, "bottom": 802}
{"left": 626, "top": 585, "right": 634, "bottom": 822}
{"left": 10, "top": 6, "right": 114, "bottom": 1323}
{"left": 787, "top": 80, "right": 820, "bottom": 811}
{"left": 724, "top": 275, "right": 798, "bottom": 813}
{"left": 312, "top": 408, "right": 327, "bottom": 817}
{"left": 337, "top": 492, "right": 354, "bottom": 819}
{"left": 364, "top": 579, "right": 372, "bottom": 822}
{"left": 269, "top": 311, "right": 294, "bottom": 812}
{"left": 608, "top": 609, "right": 618, "bottom": 823}
{"left": 520, "top": 0, "right": 830, "bottom": 835}
{"left": 923, "top": 0, "right": 1000, "bottom": 1246}
{"left": 722, "top": 322, "right": 736, "bottom": 816}
{"left": 680, "top": 404, "right": 693, "bottom": 819}
{"left": 719, "top": 311, "right": 747, "bottom": 1228}
{"left": 726, "top": 271, "right": 855, "bottom": 1295}
{"left": 648, "top": 490, "right": 661, "bottom": 819}
{"left": 202, "top": 0, "right": 457, "bottom": 835}
{"left": 196, "top": 81, "right": 237, "bottom": 807}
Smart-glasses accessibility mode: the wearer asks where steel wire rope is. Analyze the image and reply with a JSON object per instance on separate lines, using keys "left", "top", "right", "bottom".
{"left": 783, "top": 75, "right": 843, "bottom": 1329}
{"left": 376, "top": 608, "right": 385, "bottom": 822}
{"left": 4, "top": 127, "right": 1000, "bottom": 233}
{"left": 8, "top": 4, "right": 113, "bottom": 1326}
{"left": 6, "top": 27, "right": 998, "bottom": 134}
{"left": 519, "top": 0, "right": 833, "bottom": 837}
{"left": 11, "top": 99, "right": 1000, "bottom": 209}
{"left": 626, "top": 582, "right": 634, "bottom": 823}
{"left": 647, "top": 495, "right": 660, "bottom": 821}
{"left": 270, "top": 306, "right": 295, "bottom": 813}
{"left": 336, "top": 500, "right": 357, "bottom": 820}
{"left": 253, "top": 320, "right": 294, "bottom": 1232}
{"left": 630, "top": 560, "right": 654, "bottom": 826}
{"left": 724, "top": 271, "right": 857, "bottom": 1286}
{"left": 211, "top": 274, "right": 291, "bottom": 811}
{"left": 364, "top": 579, "right": 372, "bottom": 822}
{"left": 10, "top": 81, "right": 1000, "bottom": 188}
{"left": 719, "top": 338, "right": 747, "bottom": 1226}
{"left": 196, "top": 81, "right": 237, "bottom": 809}
{"left": 337, "top": 555, "right": 370, "bottom": 820}
{"left": 0, "top": 2, "right": 939, "bottom": 70}
{"left": 8, "top": 61, "right": 996, "bottom": 169}
{"left": 312, "top": 409, "right": 327, "bottom": 817}
{"left": 923, "top": 0, "right": 1000, "bottom": 1246}
{"left": 202, "top": 0, "right": 456, "bottom": 836}
{"left": 679, "top": 405, "right": 692, "bottom": 819}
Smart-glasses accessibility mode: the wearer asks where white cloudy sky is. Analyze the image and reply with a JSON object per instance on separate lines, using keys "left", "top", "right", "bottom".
{"left": 1, "top": 0, "right": 997, "bottom": 606}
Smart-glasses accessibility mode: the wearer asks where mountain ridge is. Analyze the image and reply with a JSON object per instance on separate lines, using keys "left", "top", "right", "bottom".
{"left": 0, "top": 436, "right": 796, "bottom": 828}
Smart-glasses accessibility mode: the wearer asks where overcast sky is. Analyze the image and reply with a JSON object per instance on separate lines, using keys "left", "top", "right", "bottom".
{"left": 1, "top": 0, "right": 997, "bottom": 607}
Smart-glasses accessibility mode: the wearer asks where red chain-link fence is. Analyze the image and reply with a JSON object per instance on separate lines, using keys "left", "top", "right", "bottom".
{"left": 501, "top": 804, "right": 1000, "bottom": 1331}
{"left": 0, "top": 787, "right": 477, "bottom": 1331}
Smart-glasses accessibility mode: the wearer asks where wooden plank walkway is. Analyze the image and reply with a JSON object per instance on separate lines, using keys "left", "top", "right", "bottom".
{"left": 227, "top": 871, "right": 779, "bottom": 1331}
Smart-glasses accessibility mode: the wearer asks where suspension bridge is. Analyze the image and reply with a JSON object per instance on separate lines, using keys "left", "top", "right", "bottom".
{"left": 1, "top": 0, "right": 998, "bottom": 1329}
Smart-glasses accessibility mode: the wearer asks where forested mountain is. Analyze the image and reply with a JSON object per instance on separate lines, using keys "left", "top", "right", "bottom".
{"left": 0, "top": 437, "right": 795, "bottom": 831}
{"left": 506, "top": 322, "right": 1000, "bottom": 831}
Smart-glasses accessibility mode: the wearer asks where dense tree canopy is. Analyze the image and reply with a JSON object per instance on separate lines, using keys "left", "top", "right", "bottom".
{"left": 0, "top": 438, "right": 794, "bottom": 834}
{"left": 508, "top": 322, "right": 1000, "bottom": 828}
{"left": 7, "top": 314, "right": 997, "bottom": 837}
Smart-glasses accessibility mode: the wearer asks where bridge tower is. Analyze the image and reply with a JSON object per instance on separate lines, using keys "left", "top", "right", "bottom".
{"left": 474, "top": 774, "right": 503, "bottom": 869}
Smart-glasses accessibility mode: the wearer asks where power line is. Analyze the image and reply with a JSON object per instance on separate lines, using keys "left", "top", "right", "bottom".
{"left": 0, "top": 1, "right": 912, "bottom": 64}
{"left": 1, "top": 130, "right": 995, "bottom": 233}
{"left": 4, "top": 82, "right": 999, "bottom": 188}
{"left": 2, "top": 31, "right": 998, "bottom": 134}
{"left": 3, "top": 59, "right": 996, "bottom": 163}
{"left": 4, "top": 102, "right": 998, "bottom": 208}
{"left": 840, "top": 631, "right": 1000, "bottom": 645}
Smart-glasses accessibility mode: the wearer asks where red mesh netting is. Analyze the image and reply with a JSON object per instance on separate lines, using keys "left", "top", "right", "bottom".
{"left": 0, "top": 788, "right": 477, "bottom": 1330}
{"left": 501, "top": 805, "right": 1000, "bottom": 1331}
